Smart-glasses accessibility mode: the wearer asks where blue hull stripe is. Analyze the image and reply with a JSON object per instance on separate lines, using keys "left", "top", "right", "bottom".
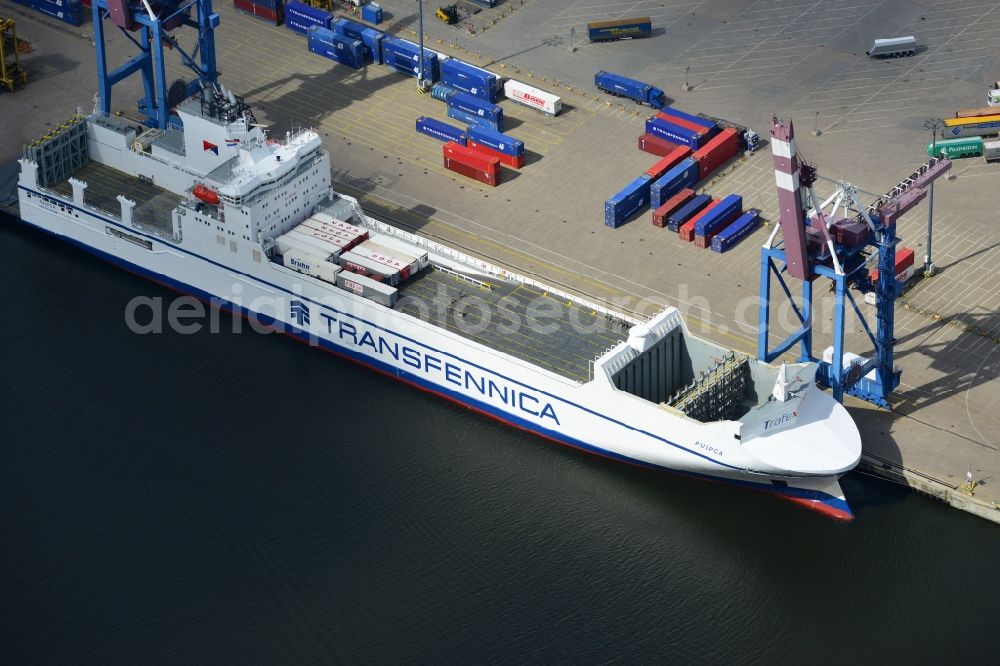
{"left": 11, "top": 197, "right": 852, "bottom": 517}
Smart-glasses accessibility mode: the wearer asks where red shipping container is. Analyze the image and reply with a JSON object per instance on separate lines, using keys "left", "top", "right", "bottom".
{"left": 656, "top": 111, "right": 710, "bottom": 136}
{"left": 637, "top": 133, "right": 677, "bottom": 157}
{"left": 233, "top": 0, "right": 283, "bottom": 24}
{"left": 467, "top": 139, "right": 525, "bottom": 169}
{"left": 694, "top": 209, "right": 740, "bottom": 248}
{"left": 692, "top": 128, "right": 739, "bottom": 180}
{"left": 645, "top": 145, "right": 693, "bottom": 179}
{"left": 679, "top": 200, "right": 720, "bottom": 242}
{"left": 656, "top": 109, "right": 714, "bottom": 133}
{"left": 652, "top": 188, "right": 695, "bottom": 228}
{"left": 443, "top": 142, "right": 500, "bottom": 187}
{"left": 82, "top": 0, "right": 92, "bottom": 6}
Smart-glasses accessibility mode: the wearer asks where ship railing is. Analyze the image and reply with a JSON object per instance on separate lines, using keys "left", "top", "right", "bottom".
{"left": 34, "top": 183, "right": 119, "bottom": 222}
{"left": 430, "top": 264, "right": 493, "bottom": 291}
{"left": 350, "top": 203, "right": 642, "bottom": 327}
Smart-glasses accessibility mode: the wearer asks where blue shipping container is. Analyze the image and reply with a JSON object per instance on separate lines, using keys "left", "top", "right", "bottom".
{"left": 467, "top": 126, "right": 524, "bottom": 158}
{"left": 594, "top": 70, "right": 665, "bottom": 108}
{"left": 650, "top": 158, "right": 699, "bottom": 208}
{"left": 666, "top": 194, "right": 711, "bottom": 232}
{"left": 360, "top": 28, "right": 385, "bottom": 64}
{"left": 587, "top": 19, "right": 652, "bottom": 42}
{"left": 308, "top": 27, "right": 364, "bottom": 69}
{"left": 645, "top": 117, "right": 705, "bottom": 149}
{"left": 658, "top": 107, "right": 716, "bottom": 134}
{"left": 605, "top": 175, "right": 653, "bottom": 228}
{"left": 383, "top": 37, "right": 440, "bottom": 81}
{"left": 447, "top": 106, "right": 503, "bottom": 132}
{"left": 24, "top": 0, "right": 82, "bottom": 25}
{"left": 285, "top": 1, "right": 332, "bottom": 27}
{"left": 361, "top": 3, "right": 383, "bottom": 24}
{"left": 712, "top": 210, "right": 761, "bottom": 253}
{"left": 416, "top": 117, "right": 467, "bottom": 145}
{"left": 694, "top": 194, "right": 743, "bottom": 237}
{"left": 447, "top": 91, "right": 503, "bottom": 125}
{"left": 441, "top": 59, "right": 499, "bottom": 103}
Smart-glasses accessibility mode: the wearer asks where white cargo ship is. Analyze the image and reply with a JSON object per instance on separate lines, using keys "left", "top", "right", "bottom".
{"left": 13, "top": 89, "right": 861, "bottom": 519}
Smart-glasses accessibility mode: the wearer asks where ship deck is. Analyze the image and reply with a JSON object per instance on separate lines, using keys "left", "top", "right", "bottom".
{"left": 394, "top": 267, "right": 629, "bottom": 383}
{"left": 51, "top": 162, "right": 180, "bottom": 236}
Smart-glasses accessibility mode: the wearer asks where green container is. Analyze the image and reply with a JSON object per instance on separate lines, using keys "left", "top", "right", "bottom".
{"left": 927, "top": 136, "right": 983, "bottom": 158}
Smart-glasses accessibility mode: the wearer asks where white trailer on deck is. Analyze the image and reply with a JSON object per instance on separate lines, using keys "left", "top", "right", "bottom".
{"left": 866, "top": 36, "right": 917, "bottom": 57}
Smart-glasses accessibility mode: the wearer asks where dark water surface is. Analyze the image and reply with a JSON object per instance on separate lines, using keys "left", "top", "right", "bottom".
{"left": 2, "top": 218, "right": 998, "bottom": 664}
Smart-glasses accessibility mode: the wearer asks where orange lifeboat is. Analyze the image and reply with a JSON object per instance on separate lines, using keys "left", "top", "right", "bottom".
{"left": 192, "top": 183, "right": 219, "bottom": 205}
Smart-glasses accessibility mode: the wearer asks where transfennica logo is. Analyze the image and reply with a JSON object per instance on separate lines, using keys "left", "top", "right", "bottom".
{"left": 290, "top": 300, "right": 310, "bottom": 327}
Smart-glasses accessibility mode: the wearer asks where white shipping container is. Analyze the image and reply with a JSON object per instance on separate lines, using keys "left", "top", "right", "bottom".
{"left": 336, "top": 271, "right": 399, "bottom": 307}
{"left": 338, "top": 250, "right": 401, "bottom": 286}
{"left": 300, "top": 218, "right": 366, "bottom": 247}
{"left": 360, "top": 239, "right": 420, "bottom": 273}
{"left": 503, "top": 79, "right": 561, "bottom": 116}
{"left": 350, "top": 241, "right": 413, "bottom": 278}
{"left": 984, "top": 139, "right": 1000, "bottom": 161}
{"left": 372, "top": 234, "right": 430, "bottom": 269}
{"left": 283, "top": 248, "right": 341, "bottom": 283}
{"left": 275, "top": 232, "right": 341, "bottom": 259}
{"left": 292, "top": 226, "right": 354, "bottom": 250}
{"left": 308, "top": 212, "right": 368, "bottom": 239}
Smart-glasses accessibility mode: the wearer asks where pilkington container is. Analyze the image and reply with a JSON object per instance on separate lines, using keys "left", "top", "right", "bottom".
{"left": 605, "top": 175, "right": 653, "bottom": 228}
{"left": 680, "top": 199, "right": 720, "bottom": 242}
{"left": 416, "top": 117, "right": 468, "bottom": 145}
{"left": 693, "top": 194, "right": 743, "bottom": 247}
{"left": 637, "top": 133, "right": 677, "bottom": 157}
{"left": 691, "top": 127, "right": 739, "bottom": 180}
{"left": 652, "top": 188, "right": 695, "bottom": 228}
{"left": 645, "top": 145, "right": 693, "bottom": 180}
{"left": 443, "top": 142, "right": 500, "bottom": 187}
{"left": 285, "top": 1, "right": 331, "bottom": 33}
{"left": 447, "top": 106, "right": 503, "bottom": 132}
{"left": 441, "top": 58, "right": 500, "bottom": 103}
{"left": 712, "top": 210, "right": 761, "bottom": 253}
{"left": 645, "top": 116, "right": 706, "bottom": 150}
{"left": 666, "top": 193, "right": 711, "bottom": 232}
{"left": 336, "top": 271, "right": 399, "bottom": 308}
{"left": 649, "top": 157, "right": 699, "bottom": 209}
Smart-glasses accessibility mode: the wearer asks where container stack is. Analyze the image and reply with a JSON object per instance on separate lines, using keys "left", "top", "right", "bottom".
{"left": 466, "top": 126, "right": 525, "bottom": 168}
{"left": 446, "top": 91, "right": 504, "bottom": 131}
{"left": 274, "top": 214, "right": 369, "bottom": 261}
{"left": 284, "top": 1, "right": 332, "bottom": 34}
{"left": 383, "top": 37, "right": 439, "bottom": 81}
{"left": 331, "top": 17, "right": 384, "bottom": 64}
{"left": 666, "top": 193, "right": 711, "bottom": 232}
{"left": 645, "top": 114, "right": 711, "bottom": 150}
{"left": 637, "top": 133, "right": 677, "bottom": 157}
{"left": 13, "top": 0, "right": 84, "bottom": 26}
{"left": 646, "top": 146, "right": 692, "bottom": 186}
{"left": 605, "top": 175, "right": 653, "bottom": 228}
{"left": 652, "top": 188, "right": 695, "bottom": 228}
{"left": 307, "top": 26, "right": 365, "bottom": 69}
{"left": 691, "top": 128, "right": 739, "bottom": 180}
{"left": 650, "top": 157, "right": 699, "bottom": 209}
{"left": 692, "top": 194, "right": 743, "bottom": 247}
{"left": 443, "top": 142, "right": 500, "bottom": 187}
{"left": 679, "top": 200, "right": 720, "bottom": 242}
{"left": 712, "top": 210, "right": 760, "bottom": 253}
{"left": 416, "top": 117, "right": 467, "bottom": 145}
{"left": 440, "top": 59, "right": 501, "bottom": 103}
{"left": 233, "top": 0, "right": 283, "bottom": 25}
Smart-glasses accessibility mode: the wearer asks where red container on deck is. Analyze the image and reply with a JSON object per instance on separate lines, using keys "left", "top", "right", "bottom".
{"left": 444, "top": 142, "right": 500, "bottom": 187}
{"left": 656, "top": 111, "right": 710, "bottom": 136}
{"left": 645, "top": 145, "right": 693, "bottom": 180}
{"left": 652, "top": 188, "right": 695, "bottom": 228}
{"left": 233, "top": 0, "right": 283, "bottom": 25}
{"left": 679, "top": 199, "right": 719, "bottom": 242}
{"left": 466, "top": 139, "right": 525, "bottom": 169}
{"left": 691, "top": 128, "right": 739, "bottom": 180}
{"left": 637, "top": 133, "right": 678, "bottom": 157}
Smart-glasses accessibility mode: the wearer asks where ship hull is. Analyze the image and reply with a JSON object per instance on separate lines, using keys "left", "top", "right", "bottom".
{"left": 13, "top": 184, "right": 854, "bottom": 520}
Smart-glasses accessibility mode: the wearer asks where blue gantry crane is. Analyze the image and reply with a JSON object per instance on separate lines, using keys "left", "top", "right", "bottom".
{"left": 758, "top": 116, "right": 951, "bottom": 408}
{"left": 91, "top": 0, "right": 221, "bottom": 129}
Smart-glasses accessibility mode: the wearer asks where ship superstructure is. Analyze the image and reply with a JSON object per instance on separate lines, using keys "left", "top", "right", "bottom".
{"left": 15, "top": 89, "right": 862, "bottom": 519}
